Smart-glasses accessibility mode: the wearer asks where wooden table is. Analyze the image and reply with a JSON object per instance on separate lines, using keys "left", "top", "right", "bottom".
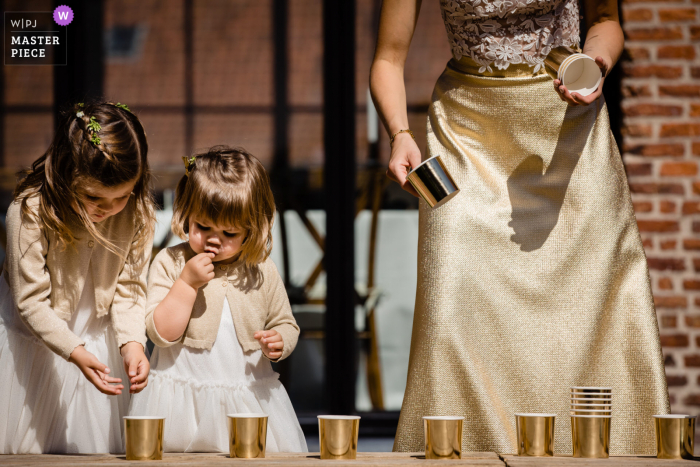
{"left": 0, "top": 452, "right": 696, "bottom": 466}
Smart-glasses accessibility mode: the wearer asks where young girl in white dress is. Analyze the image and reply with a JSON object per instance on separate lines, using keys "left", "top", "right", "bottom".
{"left": 0, "top": 102, "right": 155, "bottom": 454}
{"left": 129, "top": 146, "right": 307, "bottom": 453}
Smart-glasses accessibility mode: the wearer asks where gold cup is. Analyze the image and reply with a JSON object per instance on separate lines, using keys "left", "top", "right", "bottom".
{"left": 423, "top": 416, "right": 464, "bottom": 459}
{"left": 654, "top": 415, "right": 695, "bottom": 460}
{"left": 318, "top": 415, "right": 360, "bottom": 460}
{"left": 406, "top": 155, "right": 460, "bottom": 208}
{"left": 124, "top": 416, "right": 165, "bottom": 461}
{"left": 227, "top": 413, "right": 268, "bottom": 458}
{"left": 571, "top": 415, "right": 611, "bottom": 458}
{"left": 514, "top": 414, "right": 555, "bottom": 457}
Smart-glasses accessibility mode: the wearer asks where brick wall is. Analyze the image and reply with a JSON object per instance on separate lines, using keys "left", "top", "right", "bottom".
{"left": 621, "top": 0, "right": 700, "bottom": 414}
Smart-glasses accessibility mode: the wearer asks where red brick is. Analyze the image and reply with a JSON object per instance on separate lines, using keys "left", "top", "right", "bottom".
{"left": 656, "top": 296, "right": 688, "bottom": 308}
{"left": 648, "top": 257, "right": 686, "bottom": 270}
{"left": 693, "top": 182, "right": 700, "bottom": 194}
{"left": 659, "top": 85, "right": 700, "bottom": 97}
{"left": 692, "top": 26, "right": 700, "bottom": 41}
{"left": 623, "top": 8, "right": 653, "bottom": 21}
{"left": 695, "top": 258, "right": 700, "bottom": 271}
{"left": 697, "top": 297, "right": 700, "bottom": 307}
{"left": 622, "top": 84, "right": 652, "bottom": 98}
{"left": 659, "top": 8, "right": 697, "bottom": 21}
{"left": 625, "top": 163, "right": 653, "bottom": 177}
{"left": 684, "top": 238, "right": 700, "bottom": 250}
{"left": 625, "top": 47, "right": 651, "bottom": 61}
{"left": 626, "top": 27, "right": 683, "bottom": 41}
{"left": 623, "top": 64, "right": 682, "bottom": 79}
{"left": 657, "top": 45, "right": 696, "bottom": 59}
{"left": 683, "top": 201, "right": 700, "bottom": 214}
{"left": 661, "top": 162, "right": 698, "bottom": 176}
{"left": 693, "top": 66, "right": 700, "bottom": 79}
{"left": 666, "top": 355, "right": 676, "bottom": 367}
{"left": 662, "top": 334, "right": 690, "bottom": 346}
{"left": 659, "top": 277, "right": 674, "bottom": 289}
{"left": 661, "top": 239, "right": 677, "bottom": 249}
{"left": 667, "top": 375, "right": 687, "bottom": 387}
{"left": 694, "top": 222, "right": 700, "bottom": 232}
{"left": 642, "top": 238, "right": 653, "bottom": 248}
{"left": 661, "top": 316, "right": 677, "bottom": 328}
{"left": 693, "top": 142, "right": 700, "bottom": 156}
{"left": 684, "top": 280, "right": 700, "bottom": 290}
{"left": 637, "top": 220, "right": 679, "bottom": 232}
{"left": 691, "top": 104, "right": 700, "bottom": 117}
{"left": 687, "top": 355, "right": 700, "bottom": 366}
{"left": 623, "top": 143, "right": 684, "bottom": 157}
{"left": 660, "top": 201, "right": 676, "bottom": 213}
{"left": 633, "top": 201, "right": 653, "bottom": 212}
{"left": 685, "top": 316, "right": 700, "bottom": 327}
{"left": 623, "top": 104, "right": 682, "bottom": 117}
{"left": 670, "top": 394, "right": 677, "bottom": 405}
{"left": 622, "top": 124, "right": 652, "bottom": 138}
{"left": 683, "top": 394, "right": 700, "bottom": 406}
{"left": 630, "top": 183, "right": 684, "bottom": 195}
{"left": 660, "top": 123, "right": 700, "bottom": 137}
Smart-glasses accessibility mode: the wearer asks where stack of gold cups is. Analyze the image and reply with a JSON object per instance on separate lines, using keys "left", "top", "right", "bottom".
{"left": 570, "top": 387, "right": 612, "bottom": 458}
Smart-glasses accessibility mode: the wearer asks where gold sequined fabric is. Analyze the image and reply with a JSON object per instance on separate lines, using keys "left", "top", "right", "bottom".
{"left": 393, "top": 59, "right": 670, "bottom": 456}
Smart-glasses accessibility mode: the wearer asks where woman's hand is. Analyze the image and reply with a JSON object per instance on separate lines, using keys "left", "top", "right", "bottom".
{"left": 69, "top": 345, "right": 124, "bottom": 395}
{"left": 254, "top": 329, "right": 284, "bottom": 360}
{"left": 553, "top": 56, "right": 609, "bottom": 106}
{"left": 121, "top": 341, "right": 150, "bottom": 394}
{"left": 387, "top": 132, "right": 422, "bottom": 197}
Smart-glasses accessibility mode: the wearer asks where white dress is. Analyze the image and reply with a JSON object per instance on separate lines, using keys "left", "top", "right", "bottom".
{"left": 0, "top": 265, "right": 130, "bottom": 454}
{"left": 129, "top": 298, "right": 307, "bottom": 453}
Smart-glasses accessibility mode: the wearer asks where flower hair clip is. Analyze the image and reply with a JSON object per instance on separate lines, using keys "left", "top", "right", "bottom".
{"left": 114, "top": 102, "right": 130, "bottom": 111}
{"left": 182, "top": 156, "right": 197, "bottom": 176}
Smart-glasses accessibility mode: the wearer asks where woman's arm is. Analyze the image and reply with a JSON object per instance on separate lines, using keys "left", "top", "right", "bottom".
{"left": 555, "top": 0, "right": 624, "bottom": 106}
{"left": 370, "top": 0, "right": 423, "bottom": 196}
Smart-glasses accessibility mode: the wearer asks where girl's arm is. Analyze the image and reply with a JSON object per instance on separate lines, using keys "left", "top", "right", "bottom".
{"left": 6, "top": 199, "right": 124, "bottom": 395}
{"left": 147, "top": 250, "right": 214, "bottom": 345}
{"left": 555, "top": 0, "right": 624, "bottom": 105}
{"left": 110, "top": 223, "right": 154, "bottom": 393}
{"left": 369, "top": 0, "right": 423, "bottom": 196}
{"left": 254, "top": 259, "right": 300, "bottom": 362}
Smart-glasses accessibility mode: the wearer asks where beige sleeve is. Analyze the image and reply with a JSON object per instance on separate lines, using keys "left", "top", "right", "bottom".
{"left": 5, "top": 200, "right": 84, "bottom": 360}
{"left": 110, "top": 225, "right": 154, "bottom": 351}
{"left": 263, "top": 260, "right": 299, "bottom": 362}
{"left": 145, "top": 248, "right": 183, "bottom": 348}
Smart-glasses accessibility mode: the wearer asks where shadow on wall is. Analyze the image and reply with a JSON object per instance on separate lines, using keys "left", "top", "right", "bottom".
{"left": 507, "top": 105, "right": 595, "bottom": 252}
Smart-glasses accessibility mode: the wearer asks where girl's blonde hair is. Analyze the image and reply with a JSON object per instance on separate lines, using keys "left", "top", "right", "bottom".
{"left": 13, "top": 101, "right": 155, "bottom": 257}
{"left": 172, "top": 146, "right": 275, "bottom": 268}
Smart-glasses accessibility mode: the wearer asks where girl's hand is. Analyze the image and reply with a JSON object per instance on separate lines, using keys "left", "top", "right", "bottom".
{"left": 180, "top": 252, "right": 215, "bottom": 290}
{"left": 69, "top": 345, "right": 124, "bottom": 395}
{"left": 120, "top": 341, "right": 150, "bottom": 394}
{"left": 553, "top": 56, "right": 609, "bottom": 106}
{"left": 254, "top": 330, "right": 284, "bottom": 360}
{"left": 387, "top": 133, "right": 422, "bottom": 197}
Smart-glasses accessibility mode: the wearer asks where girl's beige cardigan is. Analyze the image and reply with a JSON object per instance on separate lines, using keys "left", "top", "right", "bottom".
{"left": 145, "top": 243, "right": 299, "bottom": 362}
{"left": 4, "top": 195, "right": 151, "bottom": 360}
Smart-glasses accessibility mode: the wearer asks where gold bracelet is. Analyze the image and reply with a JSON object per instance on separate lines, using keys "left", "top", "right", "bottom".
{"left": 390, "top": 129, "right": 414, "bottom": 145}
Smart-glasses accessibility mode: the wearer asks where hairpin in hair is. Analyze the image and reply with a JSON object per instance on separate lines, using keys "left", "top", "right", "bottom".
{"left": 114, "top": 102, "right": 130, "bottom": 112}
{"left": 182, "top": 156, "right": 197, "bottom": 176}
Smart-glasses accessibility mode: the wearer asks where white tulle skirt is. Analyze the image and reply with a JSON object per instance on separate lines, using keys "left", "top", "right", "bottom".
{"left": 0, "top": 269, "right": 130, "bottom": 454}
{"left": 129, "top": 298, "right": 307, "bottom": 453}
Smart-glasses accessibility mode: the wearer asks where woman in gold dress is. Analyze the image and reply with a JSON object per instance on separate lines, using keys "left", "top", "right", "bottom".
{"left": 370, "top": 0, "right": 670, "bottom": 456}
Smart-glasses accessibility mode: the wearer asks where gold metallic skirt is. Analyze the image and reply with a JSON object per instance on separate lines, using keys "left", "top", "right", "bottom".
{"left": 394, "top": 59, "right": 670, "bottom": 455}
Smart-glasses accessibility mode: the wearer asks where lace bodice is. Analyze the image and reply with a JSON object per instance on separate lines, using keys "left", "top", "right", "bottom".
{"left": 440, "top": 0, "right": 580, "bottom": 74}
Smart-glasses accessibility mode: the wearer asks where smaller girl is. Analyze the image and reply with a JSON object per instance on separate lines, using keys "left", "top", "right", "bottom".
{"left": 0, "top": 101, "right": 155, "bottom": 454}
{"left": 129, "top": 146, "right": 307, "bottom": 453}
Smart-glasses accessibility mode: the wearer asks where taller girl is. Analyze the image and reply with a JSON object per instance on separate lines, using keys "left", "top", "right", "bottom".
{"left": 0, "top": 102, "right": 155, "bottom": 454}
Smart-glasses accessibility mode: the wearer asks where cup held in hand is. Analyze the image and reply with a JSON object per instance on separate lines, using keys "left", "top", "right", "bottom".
{"left": 227, "top": 413, "right": 268, "bottom": 458}
{"left": 124, "top": 416, "right": 165, "bottom": 461}
{"left": 544, "top": 46, "right": 602, "bottom": 97}
{"left": 407, "top": 155, "right": 460, "bottom": 208}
